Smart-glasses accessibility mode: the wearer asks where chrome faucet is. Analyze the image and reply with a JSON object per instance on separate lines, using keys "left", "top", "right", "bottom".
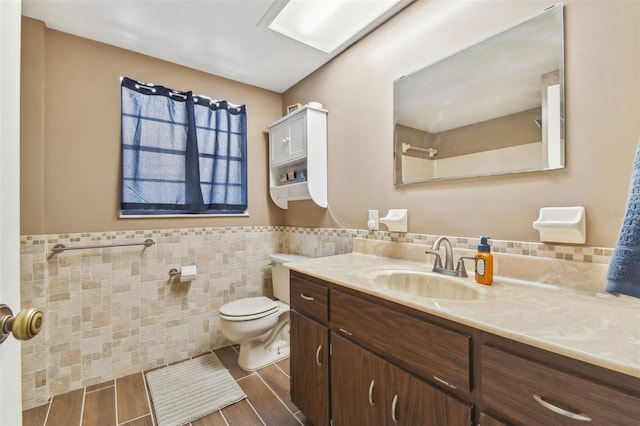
{"left": 425, "top": 237, "right": 471, "bottom": 277}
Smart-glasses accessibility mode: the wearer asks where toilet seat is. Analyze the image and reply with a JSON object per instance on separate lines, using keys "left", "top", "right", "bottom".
{"left": 220, "top": 296, "right": 280, "bottom": 321}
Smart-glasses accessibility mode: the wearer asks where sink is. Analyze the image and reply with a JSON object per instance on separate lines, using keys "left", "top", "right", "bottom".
{"left": 368, "top": 269, "right": 483, "bottom": 301}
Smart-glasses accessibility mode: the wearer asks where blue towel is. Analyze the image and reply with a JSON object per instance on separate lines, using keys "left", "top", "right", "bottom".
{"left": 606, "top": 141, "right": 640, "bottom": 298}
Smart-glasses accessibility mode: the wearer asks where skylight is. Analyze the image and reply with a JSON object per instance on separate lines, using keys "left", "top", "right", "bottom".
{"left": 268, "top": 0, "right": 406, "bottom": 54}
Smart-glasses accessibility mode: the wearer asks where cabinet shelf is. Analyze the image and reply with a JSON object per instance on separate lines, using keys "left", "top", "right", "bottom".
{"left": 268, "top": 105, "right": 327, "bottom": 209}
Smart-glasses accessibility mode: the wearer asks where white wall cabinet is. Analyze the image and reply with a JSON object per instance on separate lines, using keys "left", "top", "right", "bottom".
{"left": 268, "top": 105, "right": 327, "bottom": 209}
{"left": 270, "top": 112, "right": 307, "bottom": 166}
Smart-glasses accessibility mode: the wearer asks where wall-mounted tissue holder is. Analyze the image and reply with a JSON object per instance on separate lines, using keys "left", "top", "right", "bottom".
{"left": 533, "top": 206, "right": 586, "bottom": 244}
{"left": 169, "top": 265, "right": 198, "bottom": 282}
{"left": 379, "top": 209, "right": 408, "bottom": 233}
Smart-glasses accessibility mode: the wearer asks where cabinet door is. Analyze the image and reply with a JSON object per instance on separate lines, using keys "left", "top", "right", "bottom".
{"left": 331, "top": 333, "right": 386, "bottom": 426}
{"left": 331, "top": 333, "right": 472, "bottom": 426}
{"left": 286, "top": 111, "right": 307, "bottom": 162}
{"left": 389, "top": 363, "right": 473, "bottom": 426}
{"left": 270, "top": 112, "right": 307, "bottom": 166}
{"left": 270, "top": 121, "right": 290, "bottom": 165}
{"left": 290, "top": 311, "right": 329, "bottom": 426}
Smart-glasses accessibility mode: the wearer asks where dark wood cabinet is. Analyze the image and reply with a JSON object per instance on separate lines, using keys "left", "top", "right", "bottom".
{"left": 290, "top": 277, "right": 328, "bottom": 323}
{"left": 289, "top": 271, "right": 640, "bottom": 426}
{"left": 290, "top": 311, "right": 329, "bottom": 426}
{"left": 331, "top": 332, "right": 385, "bottom": 425}
{"left": 390, "top": 362, "right": 472, "bottom": 426}
{"left": 481, "top": 345, "right": 640, "bottom": 425}
{"left": 331, "top": 288, "right": 471, "bottom": 396}
{"left": 331, "top": 332, "right": 472, "bottom": 426}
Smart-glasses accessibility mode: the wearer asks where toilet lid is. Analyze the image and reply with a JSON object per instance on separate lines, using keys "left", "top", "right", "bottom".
{"left": 220, "top": 297, "right": 279, "bottom": 320}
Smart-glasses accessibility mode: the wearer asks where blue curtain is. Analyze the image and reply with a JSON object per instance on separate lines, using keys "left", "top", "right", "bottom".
{"left": 121, "top": 77, "right": 247, "bottom": 214}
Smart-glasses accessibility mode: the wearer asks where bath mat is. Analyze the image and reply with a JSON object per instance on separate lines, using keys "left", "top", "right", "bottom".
{"left": 145, "top": 352, "right": 246, "bottom": 426}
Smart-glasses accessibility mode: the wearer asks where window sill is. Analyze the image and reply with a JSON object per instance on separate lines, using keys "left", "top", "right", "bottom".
{"left": 119, "top": 212, "right": 250, "bottom": 219}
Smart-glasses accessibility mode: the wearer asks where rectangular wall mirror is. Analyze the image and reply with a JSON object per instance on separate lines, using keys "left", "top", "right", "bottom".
{"left": 394, "top": 4, "right": 564, "bottom": 185}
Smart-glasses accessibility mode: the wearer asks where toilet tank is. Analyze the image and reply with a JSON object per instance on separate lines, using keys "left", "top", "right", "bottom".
{"left": 269, "top": 253, "right": 311, "bottom": 304}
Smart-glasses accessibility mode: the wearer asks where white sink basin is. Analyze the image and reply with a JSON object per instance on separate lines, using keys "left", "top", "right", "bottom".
{"left": 363, "top": 269, "right": 485, "bottom": 301}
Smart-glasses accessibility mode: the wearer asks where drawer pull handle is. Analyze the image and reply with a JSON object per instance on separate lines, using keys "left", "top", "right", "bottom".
{"left": 315, "top": 345, "right": 322, "bottom": 367}
{"left": 433, "top": 375, "right": 457, "bottom": 389}
{"left": 391, "top": 394, "right": 399, "bottom": 424}
{"left": 533, "top": 394, "right": 592, "bottom": 422}
{"left": 300, "top": 293, "right": 314, "bottom": 301}
{"left": 368, "top": 380, "right": 375, "bottom": 406}
{"left": 338, "top": 327, "right": 353, "bottom": 336}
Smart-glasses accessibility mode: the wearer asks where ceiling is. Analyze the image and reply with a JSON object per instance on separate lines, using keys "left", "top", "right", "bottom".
{"left": 22, "top": 0, "right": 411, "bottom": 93}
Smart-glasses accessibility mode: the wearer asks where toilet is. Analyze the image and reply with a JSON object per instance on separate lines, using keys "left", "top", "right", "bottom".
{"left": 219, "top": 253, "right": 310, "bottom": 371}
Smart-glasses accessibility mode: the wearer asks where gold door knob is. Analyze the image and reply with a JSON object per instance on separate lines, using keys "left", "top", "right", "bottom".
{"left": 0, "top": 304, "right": 43, "bottom": 344}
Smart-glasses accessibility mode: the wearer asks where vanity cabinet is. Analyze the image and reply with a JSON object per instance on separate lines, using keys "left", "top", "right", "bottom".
{"left": 290, "top": 272, "right": 472, "bottom": 426}
{"left": 289, "top": 271, "right": 640, "bottom": 425}
{"left": 268, "top": 105, "right": 327, "bottom": 209}
{"left": 480, "top": 344, "right": 640, "bottom": 425}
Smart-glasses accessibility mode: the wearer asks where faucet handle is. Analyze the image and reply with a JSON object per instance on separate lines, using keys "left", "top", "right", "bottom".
{"left": 456, "top": 256, "right": 475, "bottom": 278}
{"left": 425, "top": 250, "right": 443, "bottom": 270}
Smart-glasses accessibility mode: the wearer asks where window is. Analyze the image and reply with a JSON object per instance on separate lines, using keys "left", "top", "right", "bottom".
{"left": 120, "top": 77, "right": 247, "bottom": 216}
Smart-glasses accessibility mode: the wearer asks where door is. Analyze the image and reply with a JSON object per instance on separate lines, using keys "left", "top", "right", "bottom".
{"left": 0, "top": 0, "right": 24, "bottom": 424}
{"left": 389, "top": 363, "right": 472, "bottom": 426}
{"left": 286, "top": 111, "right": 306, "bottom": 161}
{"left": 290, "top": 311, "right": 329, "bottom": 426}
{"left": 331, "top": 333, "right": 386, "bottom": 426}
{"left": 0, "top": 1, "right": 22, "bottom": 425}
{"left": 269, "top": 120, "right": 290, "bottom": 166}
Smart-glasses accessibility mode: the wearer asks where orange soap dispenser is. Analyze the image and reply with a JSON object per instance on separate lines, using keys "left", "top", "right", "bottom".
{"left": 475, "top": 236, "right": 493, "bottom": 285}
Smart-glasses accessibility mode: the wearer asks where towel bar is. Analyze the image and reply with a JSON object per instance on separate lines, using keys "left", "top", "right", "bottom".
{"left": 50, "top": 238, "right": 155, "bottom": 254}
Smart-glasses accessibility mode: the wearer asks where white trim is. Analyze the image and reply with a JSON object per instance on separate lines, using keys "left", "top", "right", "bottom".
{"left": 119, "top": 212, "right": 250, "bottom": 219}
{"left": 0, "top": 0, "right": 23, "bottom": 422}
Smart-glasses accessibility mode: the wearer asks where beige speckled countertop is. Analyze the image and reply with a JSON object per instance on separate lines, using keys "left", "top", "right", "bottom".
{"left": 286, "top": 252, "right": 640, "bottom": 379}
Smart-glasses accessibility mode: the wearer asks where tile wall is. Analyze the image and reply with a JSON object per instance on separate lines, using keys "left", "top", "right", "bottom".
{"left": 19, "top": 226, "right": 612, "bottom": 409}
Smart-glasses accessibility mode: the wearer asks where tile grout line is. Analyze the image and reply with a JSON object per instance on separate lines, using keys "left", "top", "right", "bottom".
{"left": 254, "top": 368, "right": 304, "bottom": 425}
{"left": 77, "top": 388, "right": 87, "bottom": 426}
{"left": 141, "top": 371, "right": 156, "bottom": 426}
{"left": 85, "top": 384, "right": 115, "bottom": 394}
{"left": 119, "top": 414, "right": 153, "bottom": 425}
{"left": 243, "top": 398, "right": 267, "bottom": 426}
{"left": 218, "top": 409, "right": 231, "bottom": 426}
{"left": 41, "top": 397, "right": 52, "bottom": 426}
{"left": 235, "top": 372, "right": 268, "bottom": 426}
{"left": 114, "top": 378, "right": 119, "bottom": 425}
{"left": 273, "top": 362, "right": 290, "bottom": 379}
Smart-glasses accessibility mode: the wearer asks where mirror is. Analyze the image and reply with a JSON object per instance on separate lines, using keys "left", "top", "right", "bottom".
{"left": 394, "top": 4, "right": 564, "bottom": 184}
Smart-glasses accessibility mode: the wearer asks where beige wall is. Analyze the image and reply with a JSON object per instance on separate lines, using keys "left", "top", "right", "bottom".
{"left": 21, "top": 0, "right": 640, "bottom": 247}
{"left": 282, "top": 0, "right": 640, "bottom": 248}
{"left": 21, "top": 18, "right": 285, "bottom": 235}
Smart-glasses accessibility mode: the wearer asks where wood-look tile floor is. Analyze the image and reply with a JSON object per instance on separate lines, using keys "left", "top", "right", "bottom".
{"left": 23, "top": 346, "right": 311, "bottom": 426}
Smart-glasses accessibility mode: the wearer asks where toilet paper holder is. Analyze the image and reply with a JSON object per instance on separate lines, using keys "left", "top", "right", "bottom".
{"left": 168, "top": 265, "right": 197, "bottom": 282}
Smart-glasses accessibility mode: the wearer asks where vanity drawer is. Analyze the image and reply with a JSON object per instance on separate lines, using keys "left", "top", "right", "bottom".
{"left": 290, "top": 275, "right": 328, "bottom": 324}
{"left": 481, "top": 345, "right": 640, "bottom": 425}
{"left": 331, "top": 289, "right": 471, "bottom": 395}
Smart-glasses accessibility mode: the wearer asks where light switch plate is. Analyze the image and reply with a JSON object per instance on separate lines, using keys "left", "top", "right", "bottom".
{"left": 368, "top": 210, "right": 379, "bottom": 231}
